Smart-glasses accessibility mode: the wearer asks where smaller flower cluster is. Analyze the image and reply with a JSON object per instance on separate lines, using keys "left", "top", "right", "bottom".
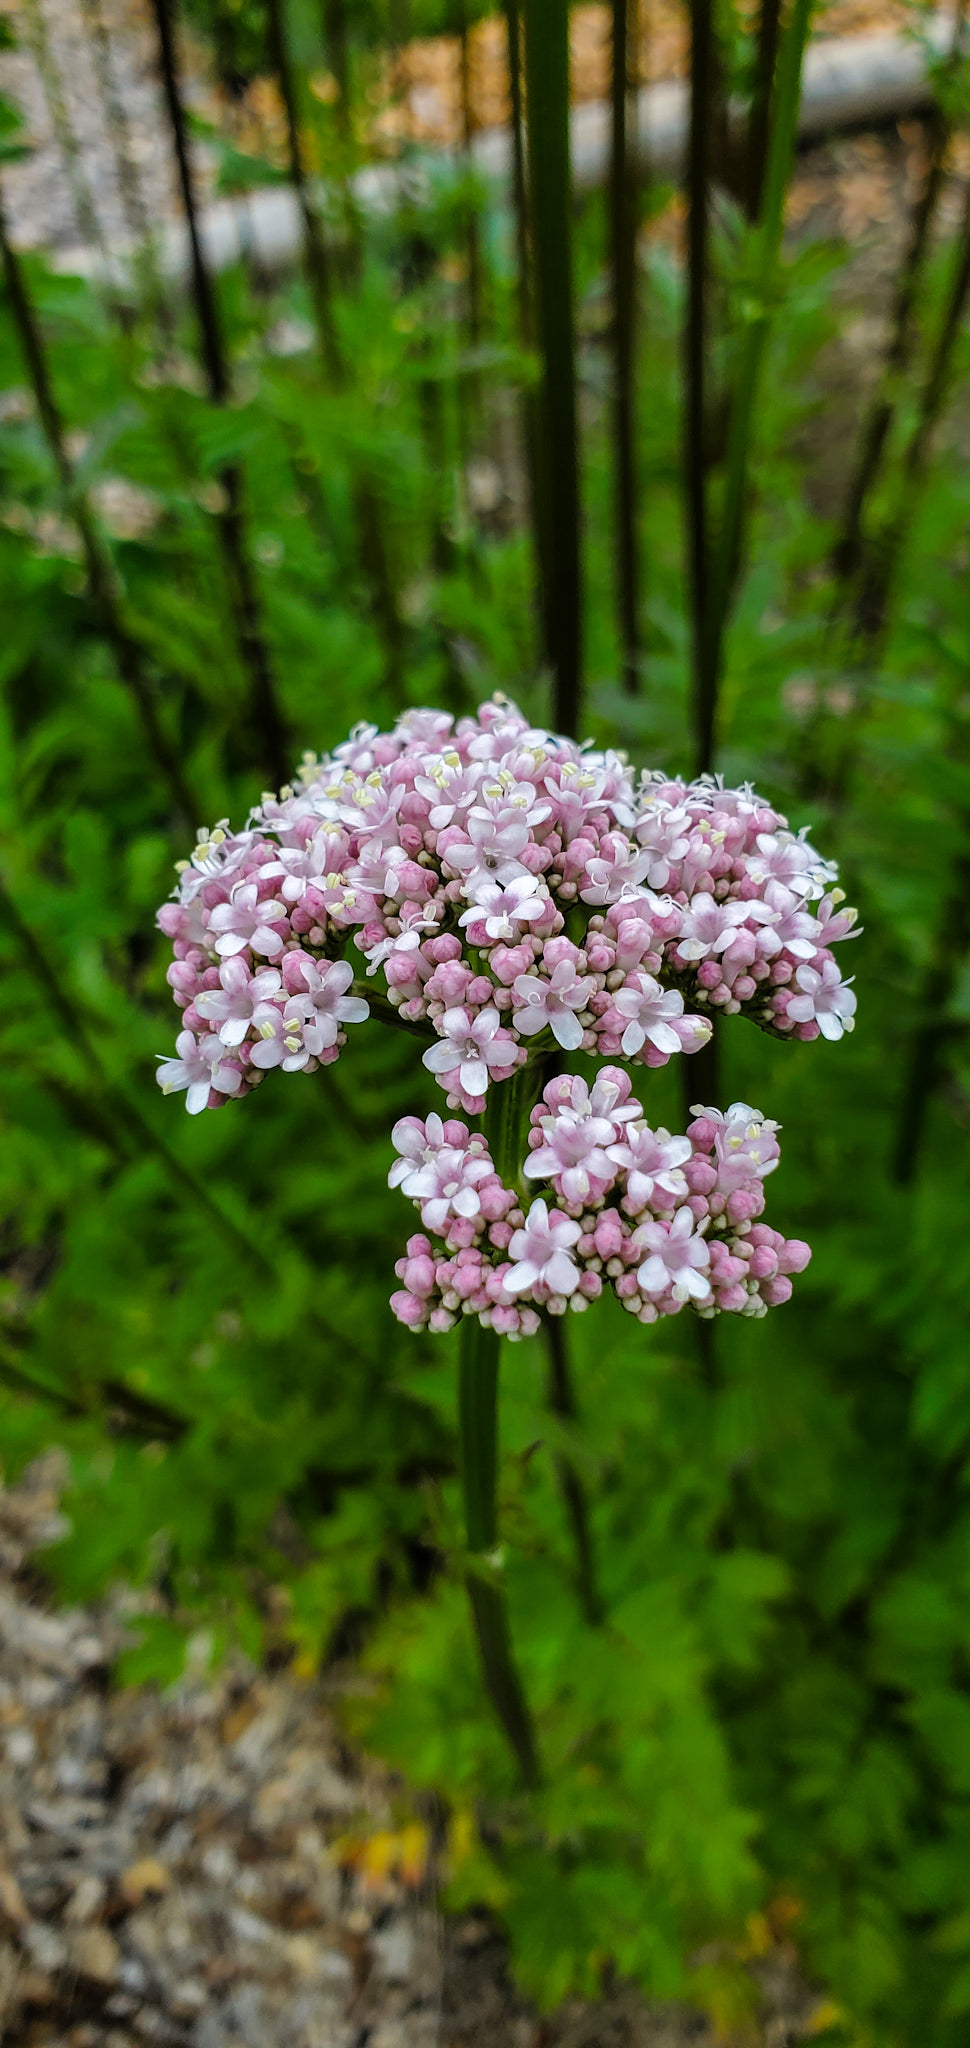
{"left": 389, "top": 1071, "right": 810, "bottom": 1338}
{"left": 157, "top": 938, "right": 369, "bottom": 1114}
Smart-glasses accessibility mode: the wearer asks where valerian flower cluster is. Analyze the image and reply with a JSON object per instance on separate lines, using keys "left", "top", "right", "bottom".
{"left": 155, "top": 695, "right": 858, "bottom": 1328}
{"left": 389, "top": 1076, "right": 810, "bottom": 1337}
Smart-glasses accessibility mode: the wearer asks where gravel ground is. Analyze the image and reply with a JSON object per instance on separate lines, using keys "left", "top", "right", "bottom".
{"left": 0, "top": 1458, "right": 831, "bottom": 2048}
{"left": 0, "top": 0, "right": 189, "bottom": 250}
{"left": 0, "top": 0, "right": 928, "bottom": 253}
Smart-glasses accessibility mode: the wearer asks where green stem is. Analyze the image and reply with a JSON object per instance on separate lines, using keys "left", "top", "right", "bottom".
{"left": 452, "top": 1069, "right": 542, "bottom": 1785}
{"left": 832, "top": 0, "right": 966, "bottom": 594}
{"left": 0, "top": 195, "right": 198, "bottom": 825}
{"left": 685, "top": 0, "right": 712, "bottom": 775}
{"left": 523, "top": 0, "right": 582, "bottom": 736}
{"left": 700, "top": 0, "right": 812, "bottom": 762}
{"left": 610, "top": 0, "right": 641, "bottom": 695}
{"left": 458, "top": 1314, "right": 540, "bottom": 1787}
{"left": 150, "top": 0, "right": 291, "bottom": 790}
{"left": 504, "top": 0, "right": 549, "bottom": 670}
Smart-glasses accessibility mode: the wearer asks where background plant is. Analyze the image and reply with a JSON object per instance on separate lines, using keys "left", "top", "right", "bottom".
{"left": 4, "top": 0, "right": 970, "bottom": 2039}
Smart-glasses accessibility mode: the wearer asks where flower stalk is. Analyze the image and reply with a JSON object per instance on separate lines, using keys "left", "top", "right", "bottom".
{"left": 699, "top": 0, "right": 812, "bottom": 755}
{"left": 458, "top": 1313, "right": 541, "bottom": 1789}
{"left": 523, "top": 0, "right": 582, "bottom": 736}
{"left": 149, "top": 0, "right": 290, "bottom": 791}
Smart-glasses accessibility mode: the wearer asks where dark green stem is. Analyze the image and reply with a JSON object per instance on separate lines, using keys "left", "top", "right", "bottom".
{"left": 150, "top": 0, "right": 290, "bottom": 790}
{"left": 523, "top": 0, "right": 582, "bottom": 736}
{"left": 458, "top": 1315, "right": 541, "bottom": 1787}
{"left": 0, "top": 197, "right": 198, "bottom": 824}
{"left": 700, "top": 0, "right": 812, "bottom": 762}
{"left": 265, "top": 0, "right": 343, "bottom": 382}
{"left": 504, "top": 0, "right": 549, "bottom": 667}
{"left": 745, "top": 0, "right": 781, "bottom": 221}
{"left": 832, "top": 0, "right": 966, "bottom": 594}
{"left": 610, "top": 0, "right": 641, "bottom": 695}
{"left": 686, "top": 0, "right": 712, "bottom": 774}
{"left": 451, "top": 1071, "right": 542, "bottom": 1785}
{"left": 853, "top": 179, "right": 970, "bottom": 650}
{"left": 891, "top": 823, "right": 970, "bottom": 1183}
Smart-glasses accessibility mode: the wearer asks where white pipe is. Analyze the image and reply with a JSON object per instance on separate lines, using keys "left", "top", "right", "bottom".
{"left": 51, "top": 15, "right": 952, "bottom": 283}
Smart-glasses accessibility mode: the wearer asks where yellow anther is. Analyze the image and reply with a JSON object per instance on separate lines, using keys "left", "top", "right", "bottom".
{"left": 258, "top": 1020, "right": 276, "bottom": 1040}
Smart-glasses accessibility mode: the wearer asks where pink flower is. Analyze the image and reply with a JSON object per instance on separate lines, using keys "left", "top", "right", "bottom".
{"left": 785, "top": 960, "right": 856, "bottom": 1040}
{"left": 578, "top": 835, "right": 653, "bottom": 905}
{"left": 747, "top": 828, "right": 835, "bottom": 900}
{"left": 196, "top": 958, "right": 283, "bottom": 1045}
{"left": 634, "top": 1208, "right": 712, "bottom": 1304}
{"left": 712, "top": 1103, "right": 781, "bottom": 1187}
{"left": 399, "top": 1141, "right": 495, "bottom": 1234}
{"left": 458, "top": 875, "right": 548, "bottom": 941}
{"left": 512, "top": 959, "right": 592, "bottom": 1053}
{"left": 206, "top": 881, "right": 288, "bottom": 959}
{"left": 524, "top": 1104, "right": 618, "bottom": 1206}
{"left": 633, "top": 800, "right": 691, "bottom": 888}
{"left": 249, "top": 1002, "right": 308, "bottom": 1072}
{"left": 281, "top": 956, "right": 369, "bottom": 1055}
{"left": 389, "top": 1112, "right": 450, "bottom": 1190}
{"left": 504, "top": 1199, "right": 583, "bottom": 1298}
{"left": 610, "top": 973, "right": 689, "bottom": 1059}
{"left": 422, "top": 1006, "right": 519, "bottom": 1098}
{"left": 676, "top": 893, "right": 750, "bottom": 963}
{"left": 609, "top": 1126, "right": 693, "bottom": 1210}
{"left": 156, "top": 1030, "right": 242, "bottom": 1114}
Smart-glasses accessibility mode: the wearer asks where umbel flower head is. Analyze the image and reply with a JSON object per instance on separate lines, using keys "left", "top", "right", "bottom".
{"left": 155, "top": 696, "right": 857, "bottom": 1326}
{"left": 155, "top": 695, "right": 857, "bottom": 1113}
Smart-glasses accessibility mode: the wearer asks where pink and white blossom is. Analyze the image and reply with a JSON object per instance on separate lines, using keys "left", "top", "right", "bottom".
{"left": 206, "top": 881, "right": 288, "bottom": 959}
{"left": 512, "top": 959, "right": 592, "bottom": 1052}
{"left": 634, "top": 1208, "right": 712, "bottom": 1304}
{"left": 785, "top": 960, "right": 857, "bottom": 1039}
{"left": 422, "top": 1006, "right": 519, "bottom": 1099}
{"left": 196, "top": 959, "right": 283, "bottom": 1046}
{"left": 611, "top": 974, "right": 691, "bottom": 1059}
{"left": 505, "top": 1200, "right": 583, "bottom": 1299}
{"left": 156, "top": 1030, "right": 243, "bottom": 1114}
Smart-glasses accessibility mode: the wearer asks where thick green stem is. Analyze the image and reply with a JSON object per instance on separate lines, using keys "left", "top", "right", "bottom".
{"left": 451, "top": 1070, "right": 542, "bottom": 1785}
{"left": 458, "top": 1315, "right": 540, "bottom": 1787}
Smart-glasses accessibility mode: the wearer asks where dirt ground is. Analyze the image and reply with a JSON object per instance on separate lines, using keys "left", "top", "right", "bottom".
{"left": 0, "top": 0, "right": 941, "bottom": 249}
{"left": 0, "top": 1458, "right": 835, "bottom": 2048}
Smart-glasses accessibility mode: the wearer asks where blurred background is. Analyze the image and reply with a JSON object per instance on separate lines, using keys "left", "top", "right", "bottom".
{"left": 2, "top": 0, "right": 970, "bottom": 2041}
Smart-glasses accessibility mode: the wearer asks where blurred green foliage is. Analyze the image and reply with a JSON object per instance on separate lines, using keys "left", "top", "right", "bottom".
{"left": 3, "top": 6, "right": 970, "bottom": 2041}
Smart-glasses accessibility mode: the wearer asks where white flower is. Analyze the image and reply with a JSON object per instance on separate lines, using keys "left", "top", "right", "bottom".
{"left": 156, "top": 1031, "right": 242, "bottom": 1114}
{"left": 634, "top": 1208, "right": 712, "bottom": 1303}
{"left": 422, "top": 1007, "right": 518, "bottom": 1098}
{"left": 611, "top": 974, "right": 687, "bottom": 1058}
{"left": 458, "top": 875, "right": 548, "bottom": 941}
{"left": 504, "top": 1199, "right": 583, "bottom": 1298}
{"left": 786, "top": 960, "right": 856, "bottom": 1040}
{"left": 512, "top": 961, "right": 592, "bottom": 1053}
